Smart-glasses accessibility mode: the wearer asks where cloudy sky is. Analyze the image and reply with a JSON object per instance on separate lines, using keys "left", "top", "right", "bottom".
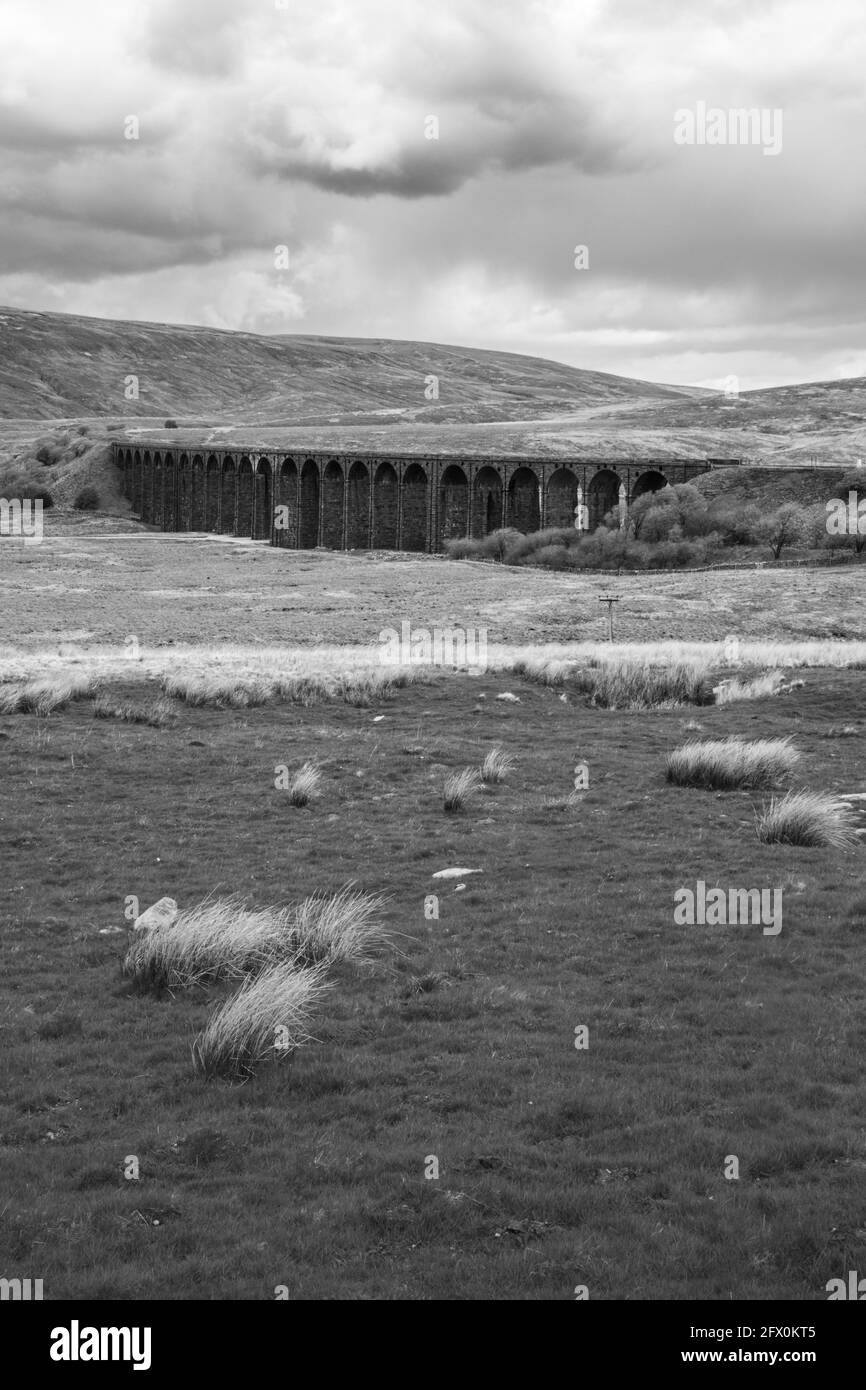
{"left": 0, "top": 0, "right": 863, "bottom": 388}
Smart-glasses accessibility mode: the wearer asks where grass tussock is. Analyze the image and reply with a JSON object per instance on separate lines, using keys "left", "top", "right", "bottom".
{"left": 289, "top": 887, "right": 392, "bottom": 967}
{"left": 480, "top": 746, "right": 515, "bottom": 784}
{"left": 756, "top": 791, "right": 860, "bottom": 849}
{"left": 93, "top": 694, "right": 174, "bottom": 727}
{"left": 162, "top": 665, "right": 426, "bottom": 710}
{"left": 0, "top": 673, "right": 98, "bottom": 715}
{"left": 713, "top": 670, "right": 786, "bottom": 704}
{"left": 443, "top": 766, "right": 483, "bottom": 812}
{"left": 123, "top": 888, "right": 390, "bottom": 992}
{"left": 192, "top": 962, "right": 330, "bottom": 1078}
{"left": 289, "top": 762, "right": 321, "bottom": 807}
{"left": 666, "top": 737, "right": 800, "bottom": 790}
{"left": 122, "top": 897, "right": 293, "bottom": 991}
{"left": 573, "top": 659, "right": 714, "bottom": 710}
{"left": 511, "top": 656, "right": 574, "bottom": 686}
{"left": 160, "top": 672, "right": 272, "bottom": 708}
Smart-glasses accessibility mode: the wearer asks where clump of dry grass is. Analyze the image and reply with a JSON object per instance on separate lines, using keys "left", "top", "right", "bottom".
{"left": 192, "top": 961, "right": 330, "bottom": 1077}
{"left": 480, "top": 746, "right": 515, "bottom": 784}
{"left": 444, "top": 766, "right": 483, "bottom": 811}
{"left": 512, "top": 656, "right": 573, "bottom": 686}
{"left": 542, "top": 790, "right": 585, "bottom": 811}
{"left": 666, "top": 737, "right": 800, "bottom": 790}
{"left": 573, "top": 659, "right": 714, "bottom": 710}
{"left": 289, "top": 762, "right": 321, "bottom": 807}
{"left": 93, "top": 693, "right": 174, "bottom": 727}
{"left": 756, "top": 791, "right": 860, "bottom": 849}
{"left": 161, "top": 664, "right": 427, "bottom": 711}
{"left": 713, "top": 670, "right": 786, "bottom": 704}
{"left": 161, "top": 672, "right": 272, "bottom": 708}
{"left": 289, "top": 887, "right": 392, "bottom": 967}
{"left": 122, "top": 896, "right": 292, "bottom": 991}
{"left": 123, "top": 888, "right": 390, "bottom": 991}
{"left": 0, "top": 672, "right": 98, "bottom": 715}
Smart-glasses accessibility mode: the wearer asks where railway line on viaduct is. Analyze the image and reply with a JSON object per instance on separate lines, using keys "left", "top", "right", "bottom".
{"left": 113, "top": 444, "right": 739, "bottom": 553}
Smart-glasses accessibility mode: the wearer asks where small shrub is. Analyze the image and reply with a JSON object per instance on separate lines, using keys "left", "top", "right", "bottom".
{"left": 444, "top": 766, "right": 482, "bottom": 811}
{"left": 164, "top": 419, "right": 179, "bottom": 429}
{"left": 756, "top": 791, "right": 859, "bottom": 849}
{"left": 666, "top": 737, "right": 799, "bottom": 790}
{"left": 73, "top": 486, "right": 100, "bottom": 511}
{"left": 18, "top": 485, "right": 53, "bottom": 507}
{"left": 35, "top": 444, "right": 62, "bottom": 466}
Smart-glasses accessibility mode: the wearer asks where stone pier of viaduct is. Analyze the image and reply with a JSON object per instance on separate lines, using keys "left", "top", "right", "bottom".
{"left": 113, "top": 444, "right": 737, "bottom": 552}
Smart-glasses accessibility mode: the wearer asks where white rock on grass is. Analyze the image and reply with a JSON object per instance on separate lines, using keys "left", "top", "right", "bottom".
{"left": 496, "top": 692, "right": 520, "bottom": 703}
{"left": 431, "top": 868, "right": 482, "bottom": 879}
{"left": 132, "top": 897, "right": 178, "bottom": 932}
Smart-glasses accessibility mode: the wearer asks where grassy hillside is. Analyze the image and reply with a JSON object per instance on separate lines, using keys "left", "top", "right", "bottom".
{"left": 1, "top": 306, "right": 862, "bottom": 481}
{"left": 0, "top": 306, "right": 689, "bottom": 424}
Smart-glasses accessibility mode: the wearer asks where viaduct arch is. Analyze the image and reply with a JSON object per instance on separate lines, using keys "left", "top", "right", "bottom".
{"left": 114, "top": 444, "right": 734, "bottom": 554}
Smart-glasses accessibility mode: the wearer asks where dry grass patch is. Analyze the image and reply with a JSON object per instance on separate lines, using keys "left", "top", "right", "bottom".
{"left": 93, "top": 694, "right": 174, "bottom": 727}
{"left": 666, "top": 737, "right": 800, "bottom": 790}
{"left": 192, "top": 961, "right": 330, "bottom": 1078}
{"left": 288, "top": 762, "right": 321, "bottom": 807}
{"left": 123, "top": 887, "right": 390, "bottom": 991}
{"left": 0, "top": 672, "right": 98, "bottom": 715}
{"left": 444, "top": 766, "right": 483, "bottom": 812}
{"left": 289, "top": 886, "right": 392, "bottom": 967}
{"left": 713, "top": 670, "right": 787, "bottom": 704}
{"left": 756, "top": 791, "right": 860, "bottom": 849}
{"left": 573, "top": 659, "right": 715, "bottom": 710}
{"left": 122, "top": 897, "right": 294, "bottom": 991}
{"left": 480, "top": 746, "right": 515, "bottom": 784}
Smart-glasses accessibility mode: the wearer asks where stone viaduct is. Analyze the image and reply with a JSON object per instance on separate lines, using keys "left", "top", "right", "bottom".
{"left": 113, "top": 444, "right": 737, "bottom": 552}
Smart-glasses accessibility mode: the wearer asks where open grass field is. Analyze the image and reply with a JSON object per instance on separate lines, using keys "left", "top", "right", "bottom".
{"left": 3, "top": 535, "right": 866, "bottom": 653}
{"left": 2, "top": 658, "right": 865, "bottom": 1299}
{"left": 2, "top": 544, "right": 865, "bottom": 1300}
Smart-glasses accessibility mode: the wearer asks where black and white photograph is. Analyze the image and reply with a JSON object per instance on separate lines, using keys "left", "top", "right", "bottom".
{"left": 1, "top": 0, "right": 865, "bottom": 1343}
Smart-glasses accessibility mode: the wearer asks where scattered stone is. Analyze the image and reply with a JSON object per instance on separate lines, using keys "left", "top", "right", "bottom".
{"left": 432, "top": 867, "right": 482, "bottom": 879}
{"left": 496, "top": 692, "right": 520, "bottom": 703}
{"left": 132, "top": 897, "right": 178, "bottom": 933}
{"left": 98, "top": 925, "right": 123, "bottom": 936}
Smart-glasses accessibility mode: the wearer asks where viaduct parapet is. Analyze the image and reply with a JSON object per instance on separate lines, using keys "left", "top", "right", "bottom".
{"left": 113, "top": 444, "right": 738, "bottom": 552}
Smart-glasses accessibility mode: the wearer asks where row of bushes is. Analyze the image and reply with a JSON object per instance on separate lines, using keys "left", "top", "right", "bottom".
{"left": 446, "top": 475, "right": 866, "bottom": 570}
{"left": 448, "top": 524, "right": 717, "bottom": 570}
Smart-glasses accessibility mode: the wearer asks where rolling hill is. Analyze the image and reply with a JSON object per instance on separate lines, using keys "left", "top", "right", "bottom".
{"left": 0, "top": 305, "right": 692, "bottom": 424}
{"left": 0, "top": 308, "right": 863, "bottom": 491}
